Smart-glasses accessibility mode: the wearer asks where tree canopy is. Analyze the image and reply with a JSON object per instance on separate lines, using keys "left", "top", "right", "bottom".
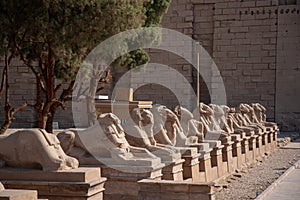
{"left": 0, "top": 0, "right": 171, "bottom": 132}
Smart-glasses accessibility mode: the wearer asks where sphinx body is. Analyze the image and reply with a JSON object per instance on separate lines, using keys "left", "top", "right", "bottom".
{"left": 123, "top": 108, "right": 181, "bottom": 163}
{"left": 234, "top": 104, "right": 265, "bottom": 135}
{"left": 151, "top": 105, "right": 198, "bottom": 147}
{"left": 199, "top": 103, "right": 230, "bottom": 141}
{"left": 58, "top": 113, "right": 160, "bottom": 167}
{"left": 0, "top": 129, "right": 78, "bottom": 171}
{"left": 251, "top": 103, "right": 278, "bottom": 130}
{"left": 174, "top": 106, "right": 204, "bottom": 142}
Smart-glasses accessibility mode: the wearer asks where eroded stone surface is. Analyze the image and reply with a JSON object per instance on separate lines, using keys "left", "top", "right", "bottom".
{"left": 0, "top": 129, "right": 78, "bottom": 171}
{"left": 124, "top": 108, "right": 181, "bottom": 163}
{"left": 0, "top": 182, "right": 4, "bottom": 191}
{"left": 58, "top": 113, "right": 162, "bottom": 172}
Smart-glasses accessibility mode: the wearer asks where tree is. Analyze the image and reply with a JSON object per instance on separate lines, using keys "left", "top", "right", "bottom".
{"left": 0, "top": 0, "right": 171, "bottom": 133}
{"left": 0, "top": 1, "right": 33, "bottom": 134}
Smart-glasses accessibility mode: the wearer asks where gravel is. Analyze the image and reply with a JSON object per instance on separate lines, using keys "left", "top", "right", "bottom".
{"left": 215, "top": 148, "right": 300, "bottom": 200}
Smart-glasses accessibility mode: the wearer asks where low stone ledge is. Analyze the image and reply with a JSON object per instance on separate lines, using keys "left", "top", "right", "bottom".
{"left": 138, "top": 179, "right": 215, "bottom": 200}
{"left": 0, "top": 189, "right": 37, "bottom": 200}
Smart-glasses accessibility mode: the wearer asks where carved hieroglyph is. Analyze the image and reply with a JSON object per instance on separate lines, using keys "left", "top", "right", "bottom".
{"left": 0, "top": 129, "right": 78, "bottom": 171}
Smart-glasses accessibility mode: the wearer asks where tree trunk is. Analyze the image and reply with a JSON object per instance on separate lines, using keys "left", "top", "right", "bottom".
{"left": 46, "top": 104, "right": 59, "bottom": 133}
{"left": 87, "top": 70, "right": 100, "bottom": 126}
{"left": 0, "top": 102, "right": 27, "bottom": 135}
{"left": 37, "top": 114, "right": 48, "bottom": 130}
{"left": 0, "top": 120, "right": 12, "bottom": 135}
{"left": 46, "top": 113, "right": 54, "bottom": 133}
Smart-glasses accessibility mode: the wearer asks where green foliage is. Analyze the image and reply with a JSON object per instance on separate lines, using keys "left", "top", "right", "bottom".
{"left": 119, "top": 49, "right": 150, "bottom": 69}
{"left": 117, "top": 0, "right": 171, "bottom": 69}
{"left": 0, "top": 0, "right": 150, "bottom": 79}
{"left": 144, "top": 0, "right": 171, "bottom": 27}
{"left": 0, "top": 0, "right": 171, "bottom": 77}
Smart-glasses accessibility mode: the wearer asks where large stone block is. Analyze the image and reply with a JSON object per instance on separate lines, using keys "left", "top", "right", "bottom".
{"left": 99, "top": 165, "right": 163, "bottom": 200}
{"left": 138, "top": 179, "right": 215, "bottom": 200}
{"left": 0, "top": 168, "right": 106, "bottom": 200}
{"left": 0, "top": 190, "right": 37, "bottom": 200}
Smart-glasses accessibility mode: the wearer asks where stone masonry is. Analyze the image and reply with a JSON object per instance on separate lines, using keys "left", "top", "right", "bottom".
{"left": 0, "top": 0, "right": 299, "bottom": 131}
{"left": 133, "top": 0, "right": 300, "bottom": 131}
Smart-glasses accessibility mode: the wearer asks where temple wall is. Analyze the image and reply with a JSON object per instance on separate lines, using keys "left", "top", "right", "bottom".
{"left": 0, "top": 0, "right": 299, "bottom": 131}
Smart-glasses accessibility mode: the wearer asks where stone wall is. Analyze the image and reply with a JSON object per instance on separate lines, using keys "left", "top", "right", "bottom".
{"left": 0, "top": 0, "right": 299, "bottom": 131}
{"left": 0, "top": 60, "right": 74, "bottom": 129}
{"left": 276, "top": 3, "right": 300, "bottom": 131}
{"left": 0, "top": 62, "right": 36, "bottom": 128}
{"left": 132, "top": 0, "right": 299, "bottom": 131}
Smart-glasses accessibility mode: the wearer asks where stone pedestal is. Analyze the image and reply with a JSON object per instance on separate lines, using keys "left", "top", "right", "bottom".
{"left": 222, "top": 142, "right": 234, "bottom": 174}
{"left": 0, "top": 168, "right": 106, "bottom": 200}
{"left": 262, "top": 130, "right": 270, "bottom": 154}
{"left": 198, "top": 151, "right": 217, "bottom": 182}
{"left": 231, "top": 135, "right": 243, "bottom": 170}
{"left": 249, "top": 135, "right": 258, "bottom": 163}
{"left": 99, "top": 165, "right": 163, "bottom": 200}
{"left": 138, "top": 179, "right": 216, "bottom": 200}
{"left": 0, "top": 189, "right": 38, "bottom": 200}
{"left": 237, "top": 133, "right": 251, "bottom": 165}
{"left": 210, "top": 143, "right": 226, "bottom": 179}
{"left": 271, "top": 130, "right": 278, "bottom": 151}
{"left": 162, "top": 159, "right": 184, "bottom": 181}
{"left": 264, "top": 129, "right": 272, "bottom": 154}
{"left": 255, "top": 134, "right": 264, "bottom": 158}
{"left": 203, "top": 140, "right": 226, "bottom": 179}
{"left": 178, "top": 147, "right": 201, "bottom": 182}
{"left": 241, "top": 138, "right": 250, "bottom": 165}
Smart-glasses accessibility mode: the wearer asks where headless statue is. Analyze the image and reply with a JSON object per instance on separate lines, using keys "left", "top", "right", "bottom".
{"left": 0, "top": 129, "right": 78, "bottom": 171}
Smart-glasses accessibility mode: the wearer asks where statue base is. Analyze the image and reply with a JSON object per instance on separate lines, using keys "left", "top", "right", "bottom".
{"left": 138, "top": 179, "right": 216, "bottom": 200}
{"left": 0, "top": 167, "right": 106, "bottom": 200}
{"left": 97, "top": 164, "right": 164, "bottom": 200}
{"left": 0, "top": 189, "right": 38, "bottom": 200}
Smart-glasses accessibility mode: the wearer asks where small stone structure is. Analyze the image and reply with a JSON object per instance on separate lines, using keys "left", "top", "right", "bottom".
{"left": 0, "top": 129, "right": 106, "bottom": 200}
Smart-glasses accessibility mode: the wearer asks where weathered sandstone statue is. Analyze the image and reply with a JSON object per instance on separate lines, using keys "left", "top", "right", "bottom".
{"left": 235, "top": 104, "right": 264, "bottom": 134}
{"left": 151, "top": 105, "right": 198, "bottom": 147}
{"left": 219, "top": 105, "right": 235, "bottom": 134}
{"left": 251, "top": 103, "right": 278, "bottom": 130}
{"left": 227, "top": 107, "right": 256, "bottom": 136}
{"left": 174, "top": 106, "right": 204, "bottom": 142}
{"left": 140, "top": 109, "right": 157, "bottom": 146}
{"left": 123, "top": 108, "right": 181, "bottom": 162}
{"left": 0, "top": 129, "right": 78, "bottom": 171}
{"left": 199, "top": 103, "right": 230, "bottom": 140}
{"left": 58, "top": 113, "right": 160, "bottom": 167}
{"left": 0, "top": 182, "right": 4, "bottom": 191}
